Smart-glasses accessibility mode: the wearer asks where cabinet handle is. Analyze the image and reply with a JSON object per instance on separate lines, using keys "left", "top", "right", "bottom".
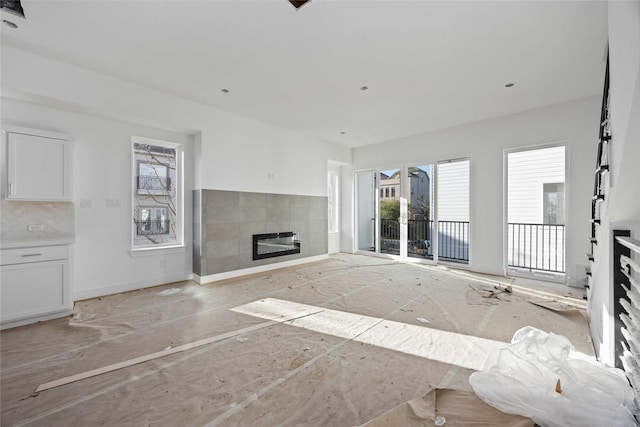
{"left": 22, "top": 253, "right": 43, "bottom": 257}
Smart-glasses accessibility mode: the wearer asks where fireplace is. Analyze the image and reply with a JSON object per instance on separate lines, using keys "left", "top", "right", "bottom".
{"left": 253, "top": 232, "right": 300, "bottom": 260}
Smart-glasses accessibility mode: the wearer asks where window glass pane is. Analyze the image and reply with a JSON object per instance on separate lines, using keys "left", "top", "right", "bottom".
{"left": 407, "top": 165, "right": 433, "bottom": 260}
{"left": 132, "top": 139, "right": 181, "bottom": 247}
{"left": 437, "top": 160, "right": 470, "bottom": 263}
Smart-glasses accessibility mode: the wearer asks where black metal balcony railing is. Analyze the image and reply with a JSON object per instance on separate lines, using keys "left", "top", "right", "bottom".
{"left": 380, "top": 219, "right": 469, "bottom": 263}
{"left": 437, "top": 220, "right": 469, "bottom": 262}
{"left": 137, "top": 175, "right": 171, "bottom": 192}
{"left": 507, "top": 223, "right": 565, "bottom": 273}
{"left": 136, "top": 219, "right": 170, "bottom": 236}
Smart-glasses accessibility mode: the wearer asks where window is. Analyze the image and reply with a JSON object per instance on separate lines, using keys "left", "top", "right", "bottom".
{"left": 328, "top": 172, "right": 339, "bottom": 233}
{"left": 391, "top": 187, "right": 396, "bottom": 198}
{"left": 543, "top": 183, "right": 565, "bottom": 224}
{"left": 137, "top": 207, "right": 170, "bottom": 235}
{"left": 385, "top": 187, "right": 389, "bottom": 198}
{"left": 137, "top": 162, "right": 170, "bottom": 193}
{"left": 132, "top": 137, "right": 182, "bottom": 249}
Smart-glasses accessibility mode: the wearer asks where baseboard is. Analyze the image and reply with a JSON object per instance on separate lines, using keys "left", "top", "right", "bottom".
{"left": 1, "top": 308, "right": 74, "bottom": 330}
{"left": 196, "top": 254, "right": 329, "bottom": 285}
{"left": 73, "top": 272, "right": 195, "bottom": 301}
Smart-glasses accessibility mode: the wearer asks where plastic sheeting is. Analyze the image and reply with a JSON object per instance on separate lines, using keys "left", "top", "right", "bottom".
{"left": 1, "top": 254, "right": 594, "bottom": 426}
{"left": 469, "top": 326, "right": 638, "bottom": 427}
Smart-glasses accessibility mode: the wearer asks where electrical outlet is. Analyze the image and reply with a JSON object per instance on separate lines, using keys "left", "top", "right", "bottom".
{"left": 27, "top": 224, "right": 44, "bottom": 232}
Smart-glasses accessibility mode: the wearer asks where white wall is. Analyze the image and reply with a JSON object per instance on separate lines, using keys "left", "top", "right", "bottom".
{"left": 588, "top": 0, "right": 640, "bottom": 366}
{"left": 1, "top": 45, "right": 351, "bottom": 299}
{"left": 1, "top": 98, "right": 194, "bottom": 300}
{"left": 1, "top": 46, "right": 351, "bottom": 197}
{"left": 349, "top": 97, "right": 599, "bottom": 285}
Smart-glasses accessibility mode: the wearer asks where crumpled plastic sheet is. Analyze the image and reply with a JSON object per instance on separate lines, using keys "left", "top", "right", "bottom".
{"left": 469, "top": 326, "right": 638, "bottom": 427}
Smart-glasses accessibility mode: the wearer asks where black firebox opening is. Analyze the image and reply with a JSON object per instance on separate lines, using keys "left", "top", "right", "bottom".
{"left": 253, "top": 231, "right": 300, "bottom": 260}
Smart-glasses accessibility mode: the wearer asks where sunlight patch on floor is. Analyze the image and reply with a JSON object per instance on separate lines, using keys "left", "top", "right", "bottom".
{"left": 232, "top": 298, "right": 507, "bottom": 371}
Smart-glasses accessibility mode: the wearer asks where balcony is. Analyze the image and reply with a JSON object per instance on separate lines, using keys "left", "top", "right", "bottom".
{"left": 137, "top": 175, "right": 172, "bottom": 193}
{"left": 380, "top": 219, "right": 469, "bottom": 263}
{"left": 507, "top": 223, "right": 565, "bottom": 273}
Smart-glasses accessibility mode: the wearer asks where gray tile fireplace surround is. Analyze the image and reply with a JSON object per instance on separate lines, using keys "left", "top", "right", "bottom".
{"left": 193, "top": 190, "right": 328, "bottom": 277}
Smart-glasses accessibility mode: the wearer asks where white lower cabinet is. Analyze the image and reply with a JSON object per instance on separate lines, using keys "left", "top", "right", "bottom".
{"left": 1, "top": 245, "right": 72, "bottom": 329}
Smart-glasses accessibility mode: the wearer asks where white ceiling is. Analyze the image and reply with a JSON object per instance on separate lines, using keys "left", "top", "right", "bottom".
{"left": 1, "top": 1, "right": 608, "bottom": 148}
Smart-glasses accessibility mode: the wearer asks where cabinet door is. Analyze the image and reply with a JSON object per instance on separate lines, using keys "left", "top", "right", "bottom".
{"left": 7, "top": 132, "right": 71, "bottom": 200}
{"left": 1, "top": 259, "right": 71, "bottom": 323}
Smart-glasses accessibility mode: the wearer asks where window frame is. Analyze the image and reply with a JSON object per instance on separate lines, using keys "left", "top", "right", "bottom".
{"left": 131, "top": 136, "right": 184, "bottom": 251}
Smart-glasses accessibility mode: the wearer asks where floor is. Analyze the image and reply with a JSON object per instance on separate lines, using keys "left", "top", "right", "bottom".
{"left": 1, "top": 254, "right": 593, "bottom": 426}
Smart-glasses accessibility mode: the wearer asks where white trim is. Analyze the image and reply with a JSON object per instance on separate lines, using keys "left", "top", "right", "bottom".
{"left": 2, "top": 125, "right": 72, "bottom": 141}
{"left": 129, "top": 245, "right": 186, "bottom": 257}
{"left": 73, "top": 272, "right": 194, "bottom": 301}
{"left": 195, "top": 255, "right": 329, "bottom": 285}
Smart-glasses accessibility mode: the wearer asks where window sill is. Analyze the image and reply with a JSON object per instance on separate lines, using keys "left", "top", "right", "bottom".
{"left": 129, "top": 245, "right": 186, "bottom": 257}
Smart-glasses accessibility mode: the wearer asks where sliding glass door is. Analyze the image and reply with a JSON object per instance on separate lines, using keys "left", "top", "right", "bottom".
{"left": 379, "top": 168, "right": 401, "bottom": 255}
{"left": 406, "top": 165, "right": 434, "bottom": 260}
{"left": 356, "top": 159, "right": 469, "bottom": 265}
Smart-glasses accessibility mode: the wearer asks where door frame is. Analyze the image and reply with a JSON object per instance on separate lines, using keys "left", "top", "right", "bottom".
{"left": 354, "top": 159, "right": 471, "bottom": 268}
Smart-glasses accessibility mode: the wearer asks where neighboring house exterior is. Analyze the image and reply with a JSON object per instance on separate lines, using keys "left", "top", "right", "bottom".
{"left": 378, "top": 168, "right": 430, "bottom": 217}
{"left": 408, "top": 167, "right": 430, "bottom": 220}
{"left": 508, "top": 146, "right": 565, "bottom": 225}
{"left": 379, "top": 171, "right": 400, "bottom": 201}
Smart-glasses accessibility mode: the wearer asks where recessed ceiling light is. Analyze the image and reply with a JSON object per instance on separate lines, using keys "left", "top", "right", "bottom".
{"left": 221, "top": 88, "right": 229, "bottom": 93}
{"left": 2, "top": 20, "right": 18, "bottom": 29}
{"left": 505, "top": 83, "right": 515, "bottom": 88}
{"left": 340, "top": 131, "right": 346, "bottom": 135}
{"left": 360, "top": 86, "right": 368, "bottom": 91}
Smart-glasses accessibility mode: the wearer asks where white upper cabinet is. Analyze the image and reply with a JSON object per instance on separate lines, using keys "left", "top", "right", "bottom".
{"left": 4, "top": 126, "right": 72, "bottom": 201}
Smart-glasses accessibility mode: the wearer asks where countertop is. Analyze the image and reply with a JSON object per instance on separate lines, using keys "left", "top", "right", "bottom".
{"left": 0, "top": 237, "right": 75, "bottom": 249}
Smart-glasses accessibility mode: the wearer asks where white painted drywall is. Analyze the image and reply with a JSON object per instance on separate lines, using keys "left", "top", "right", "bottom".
{"left": 349, "top": 97, "right": 599, "bottom": 285}
{"left": 588, "top": 0, "right": 640, "bottom": 367}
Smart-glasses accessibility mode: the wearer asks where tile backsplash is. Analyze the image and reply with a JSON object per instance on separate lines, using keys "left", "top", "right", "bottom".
{"left": 1, "top": 200, "right": 75, "bottom": 242}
